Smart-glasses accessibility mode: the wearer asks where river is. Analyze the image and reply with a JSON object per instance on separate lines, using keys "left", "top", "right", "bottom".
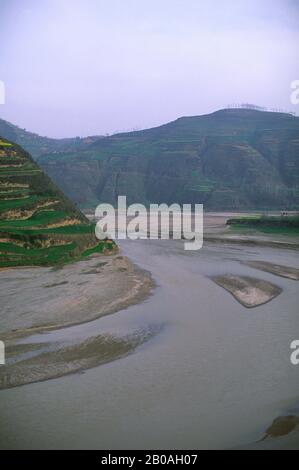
{"left": 0, "top": 238, "right": 298, "bottom": 449}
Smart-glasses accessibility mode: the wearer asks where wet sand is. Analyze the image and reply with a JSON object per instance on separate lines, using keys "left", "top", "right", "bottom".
{"left": 262, "top": 415, "right": 299, "bottom": 439}
{"left": 0, "top": 254, "right": 154, "bottom": 343}
{"left": 211, "top": 274, "right": 282, "bottom": 308}
{"left": 244, "top": 260, "right": 299, "bottom": 280}
{"left": 239, "top": 411, "right": 299, "bottom": 449}
{"left": 0, "top": 327, "right": 159, "bottom": 390}
{"left": 0, "top": 252, "right": 155, "bottom": 389}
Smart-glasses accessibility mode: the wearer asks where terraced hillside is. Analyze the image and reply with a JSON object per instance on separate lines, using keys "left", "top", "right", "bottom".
{"left": 0, "top": 137, "right": 115, "bottom": 268}
{"left": 0, "top": 118, "right": 103, "bottom": 158}
{"left": 36, "top": 109, "right": 299, "bottom": 210}
{"left": 1, "top": 109, "right": 298, "bottom": 210}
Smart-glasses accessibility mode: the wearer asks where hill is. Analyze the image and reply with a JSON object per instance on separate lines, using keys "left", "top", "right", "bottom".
{"left": 0, "top": 137, "right": 114, "bottom": 268}
{"left": 1, "top": 109, "right": 299, "bottom": 210}
{"left": 0, "top": 118, "right": 103, "bottom": 158}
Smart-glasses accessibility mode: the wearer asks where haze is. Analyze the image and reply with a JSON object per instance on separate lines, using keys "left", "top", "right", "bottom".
{"left": 0, "top": 0, "right": 298, "bottom": 137}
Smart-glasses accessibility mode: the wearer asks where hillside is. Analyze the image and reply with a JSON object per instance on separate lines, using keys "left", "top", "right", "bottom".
{"left": 0, "top": 118, "right": 103, "bottom": 158}
{"left": 2, "top": 109, "right": 299, "bottom": 210}
{"left": 0, "top": 137, "right": 114, "bottom": 268}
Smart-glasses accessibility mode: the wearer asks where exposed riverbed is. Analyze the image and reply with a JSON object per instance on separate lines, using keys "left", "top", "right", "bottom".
{"left": 0, "top": 226, "right": 298, "bottom": 449}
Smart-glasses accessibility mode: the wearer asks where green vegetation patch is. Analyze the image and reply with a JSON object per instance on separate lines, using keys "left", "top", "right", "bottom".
{"left": 227, "top": 214, "right": 299, "bottom": 235}
{"left": 0, "top": 137, "right": 116, "bottom": 268}
{"left": 82, "top": 240, "right": 116, "bottom": 257}
{"left": 0, "top": 140, "right": 13, "bottom": 147}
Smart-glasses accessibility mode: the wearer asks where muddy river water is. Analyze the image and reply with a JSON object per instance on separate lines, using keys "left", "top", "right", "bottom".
{"left": 0, "top": 237, "right": 298, "bottom": 449}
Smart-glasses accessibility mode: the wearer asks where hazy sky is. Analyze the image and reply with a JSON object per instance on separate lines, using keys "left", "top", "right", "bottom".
{"left": 0, "top": 0, "right": 299, "bottom": 137}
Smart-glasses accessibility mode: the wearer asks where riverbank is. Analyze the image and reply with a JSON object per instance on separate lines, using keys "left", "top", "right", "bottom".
{"left": 203, "top": 212, "right": 299, "bottom": 249}
{"left": 0, "top": 253, "right": 154, "bottom": 342}
{"left": 0, "top": 213, "right": 298, "bottom": 448}
{"left": 0, "top": 252, "right": 155, "bottom": 389}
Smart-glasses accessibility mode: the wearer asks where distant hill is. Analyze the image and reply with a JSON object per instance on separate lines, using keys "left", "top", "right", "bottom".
{"left": 0, "top": 137, "right": 114, "bottom": 268}
{"left": 1, "top": 109, "right": 299, "bottom": 210}
{"left": 0, "top": 118, "right": 103, "bottom": 158}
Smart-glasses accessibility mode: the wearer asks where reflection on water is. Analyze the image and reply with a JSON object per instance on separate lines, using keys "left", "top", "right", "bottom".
{"left": 0, "top": 238, "right": 298, "bottom": 449}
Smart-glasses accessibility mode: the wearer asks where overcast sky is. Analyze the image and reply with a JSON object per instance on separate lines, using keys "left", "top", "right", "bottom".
{"left": 0, "top": 0, "right": 298, "bottom": 137}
